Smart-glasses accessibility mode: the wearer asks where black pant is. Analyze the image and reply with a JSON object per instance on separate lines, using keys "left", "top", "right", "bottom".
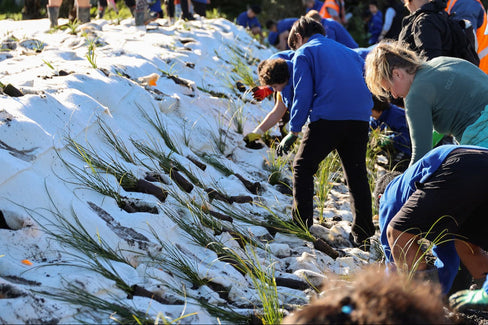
{"left": 292, "top": 119, "right": 373, "bottom": 240}
{"left": 165, "top": 0, "right": 174, "bottom": 17}
{"left": 192, "top": 1, "right": 206, "bottom": 17}
{"left": 390, "top": 148, "right": 488, "bottom": 250}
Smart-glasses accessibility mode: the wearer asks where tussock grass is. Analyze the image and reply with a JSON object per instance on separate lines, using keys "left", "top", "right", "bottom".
{"left": 98, "top": 119, "right": 137, "bottom": 164}
{"left": 138, "top": 105, "right": 180, "bottom": 154}
{"left": 314, "top": 151, "right": 341, "bottom": 223}
{"left": 148, "top": 225, "right": 210, "bottom": 288}
{"left": 37, "top": 282, "right": 154, "bottom": 324}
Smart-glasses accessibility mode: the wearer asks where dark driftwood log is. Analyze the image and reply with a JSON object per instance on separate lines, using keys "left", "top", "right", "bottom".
{"left": 123, "top": 179, "right": 168, "bottom": 203}
{"left": 275, "top": 277, "right": 310, "bottom": 290}
{"left": 207, "top": 209, "right": 233, "bottom": 223}
{"left": 118, "top": 200, "right": 137, "bottom": 213}
{"left": 3, "top": 84, "right": 23, "bottom": 97}
{"left": 130, "top": 285, "right": 183, "bottom": 305}
{"left": 169, "top": 169, "right": 194, "bottom": 193}
{"left": 229, "top": 195, "right": 253, "bottom": 204}
{"left": 205, "top": 188, "right": 232, "bottom": 203}
{"left": 235, "top": 173, "right": 262, "bottom": 195}
{"left": 313, "top": 238, "right": 339, "bottom": 259}
{"left": 186, "top": 155, "right": 207, "bottom": 171}
{"left": 144, "top": 172, "right": 170, "bottom": 184}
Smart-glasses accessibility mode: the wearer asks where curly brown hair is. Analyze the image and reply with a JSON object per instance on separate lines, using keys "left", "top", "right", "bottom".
{"left": 258, "top": 58, "right": 290, "bottom": 86}
{"left": 282, "top": 266, "right": 450, "bottom": 324}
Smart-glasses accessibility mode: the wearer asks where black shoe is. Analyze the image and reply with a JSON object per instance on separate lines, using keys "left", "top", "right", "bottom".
{"left": 349, "top": 233, "right": 370, "bottom": 251}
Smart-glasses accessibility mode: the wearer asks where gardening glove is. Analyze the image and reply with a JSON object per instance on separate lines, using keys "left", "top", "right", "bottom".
{"left": 243, "top": 127, "right": 264, "bottom": 144}
{"left": 276, "top": 133, "right": 297, "bottom": 156}
{"left": 251, "top": 86, "right": 273, "bottom": 101}
{"left": 449, "top": 289, "right": 488, "bottom": 312}
{"left": 235, "top": 81, "right": 247, "bottom": 93}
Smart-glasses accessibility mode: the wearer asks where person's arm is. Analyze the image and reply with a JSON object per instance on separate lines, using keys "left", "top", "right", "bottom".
{"left": 379, "top": 7, "right": 396, "bottom": 40}
{"left": 290, "top": 53, "right": 314, "bottom": 133}
{"left": 405, "top": 95, "right": 434, "bottom": 165}
{"left": 256, "top": 95, "right": 288, "bottom": 132}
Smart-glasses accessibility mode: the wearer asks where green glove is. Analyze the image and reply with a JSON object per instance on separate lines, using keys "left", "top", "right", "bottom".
{"left": 276, "top": 133, "right": 298, "bottom": 156}
{"left": 449, "top": 289, "right": 488, "bottom": 312}
{"left": 243, "top": 132, "right": 262, "bottom": 143}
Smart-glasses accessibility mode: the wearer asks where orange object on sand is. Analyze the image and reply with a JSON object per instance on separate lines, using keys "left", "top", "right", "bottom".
{"left": 21, "top": 259, "right": 33, "bottom": 266}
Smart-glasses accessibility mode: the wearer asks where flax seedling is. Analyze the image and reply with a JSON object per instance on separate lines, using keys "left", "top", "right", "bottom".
{"left": 86, "top": 36, "right": 97, "bottom": 69}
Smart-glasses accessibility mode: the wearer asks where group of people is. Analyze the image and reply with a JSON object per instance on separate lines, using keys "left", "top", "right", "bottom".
{"left": 44, "top": 0, "right": 209, "bottom": 28}
{"left": 241, "top": 0, "right": 488, "bottom": 318}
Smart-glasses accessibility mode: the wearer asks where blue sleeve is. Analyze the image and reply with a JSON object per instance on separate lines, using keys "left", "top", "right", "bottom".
{"left": 333, "top": 22, "right": 358, "bottom": 48}
{"left": 250, "top": 17, "right": 261, "bottom": 28}
{"left": 236, "top": 12, "right": 247, "bottom": 27}
{"left": 368, "top": 13, "right": 383, "bottom": 44}
{"left": 432, "top": 241, "right": 460, "bottom": 295}
{"left": 290, "top": 53, "right": 314, "bottom": 133}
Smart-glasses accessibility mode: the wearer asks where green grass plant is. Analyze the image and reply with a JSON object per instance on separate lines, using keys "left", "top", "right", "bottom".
{"left": 37, "top": 282, "right": 155, "bottom": 324}
{"left": 85, "top": 36, "right": 98, "bottom": 69}
{"left": 148, "top": 225, "right": 210, "bottom": 288}
{"left": 314, "top": 151, "right": 341, "bottom": 223}
{"left": 98, "top": 119, "right": 137, "bottom": 164}
{"left": 196, "top": 152, "right": 234, "bottom": 177}
{"left": 264, "top": 144, "right": 292, "bottom": 186}
{"left": 138, "top": 105, "right": 180, "bottom": 154}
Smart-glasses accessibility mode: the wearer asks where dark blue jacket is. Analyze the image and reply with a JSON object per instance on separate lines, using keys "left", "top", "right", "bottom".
{"left": 289, "top": 34, "right": 372, "bottom": 133}
{"left": 321, "top": 18, "right": 358, "bottom": 48}
{"left": 236, "top": 11, "right": 261, "bottom": 29}
{"left": 379, "top": 145, "right": 488, "bottom": 294}
{"left": 370, "top": 103, "right": 411, "bottom": 155}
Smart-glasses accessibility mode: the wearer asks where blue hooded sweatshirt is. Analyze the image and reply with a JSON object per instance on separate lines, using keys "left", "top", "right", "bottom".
{"left": 289, "top": 34, "right": 372, "bottom": 133}
{"left": 321, "top": 18, "right": 358, "bottom": 48}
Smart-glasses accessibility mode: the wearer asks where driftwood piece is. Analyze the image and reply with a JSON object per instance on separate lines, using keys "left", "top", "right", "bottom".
{"left": 129, "top": 285, "right": 183, "bottom": 305}
{"left": 313, "top": 238, "right": 339, "bottom": 259}
{"left": 207, "top": 209, "right": 233, "bottom": 223}
{"left": 3, "top": 84, "right": 24, "bottom": 97}
{"left": 235, "top": 173, "right": 262, "bottom": 195}
{"left": 169, "top": 169, "right": 194, "bottom": 193}
{"left": 205, "top": 188, "right": 253, "bottom": 204}
{"left": 123, "top": 178, "right": 168, "bottom": 203}
{"left": 186, "top": 155, "right": 207, "bottom": 171}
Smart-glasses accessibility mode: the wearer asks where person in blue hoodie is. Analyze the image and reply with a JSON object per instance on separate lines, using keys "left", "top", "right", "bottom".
{"left": 267, "top": 18, "right": 298, "bottom": 50}
{"left": 244, "top": 50, "right": 295, "bottom": 146}
{"left": 375, "top": 145, "right": 488, "bottom": 311}
{"left": 306, "top": 9, "right": 358, "bottom": 48}
{"left": 370, "top": 96, "right": 411, "bottom": 171}
{"left": 367, "top": 0, "right": 383, "bottom": 44}
{"left": 236, "top": 5, "right": 263, "bottom": 37}
{"left": 260, "top": 17, "right": 374, "bottom": 247}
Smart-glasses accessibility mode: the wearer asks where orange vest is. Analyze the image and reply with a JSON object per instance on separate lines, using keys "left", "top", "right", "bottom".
{"left": 319, "top": 0, "right": 346, "bottom": 24}
{"left": 446, "top": 0, "right": 488, "bottom": 74}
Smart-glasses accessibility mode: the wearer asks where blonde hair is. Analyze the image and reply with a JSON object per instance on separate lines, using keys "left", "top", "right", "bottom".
{"left": 365, "top": 41, "right": 425, "bottom": 99}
